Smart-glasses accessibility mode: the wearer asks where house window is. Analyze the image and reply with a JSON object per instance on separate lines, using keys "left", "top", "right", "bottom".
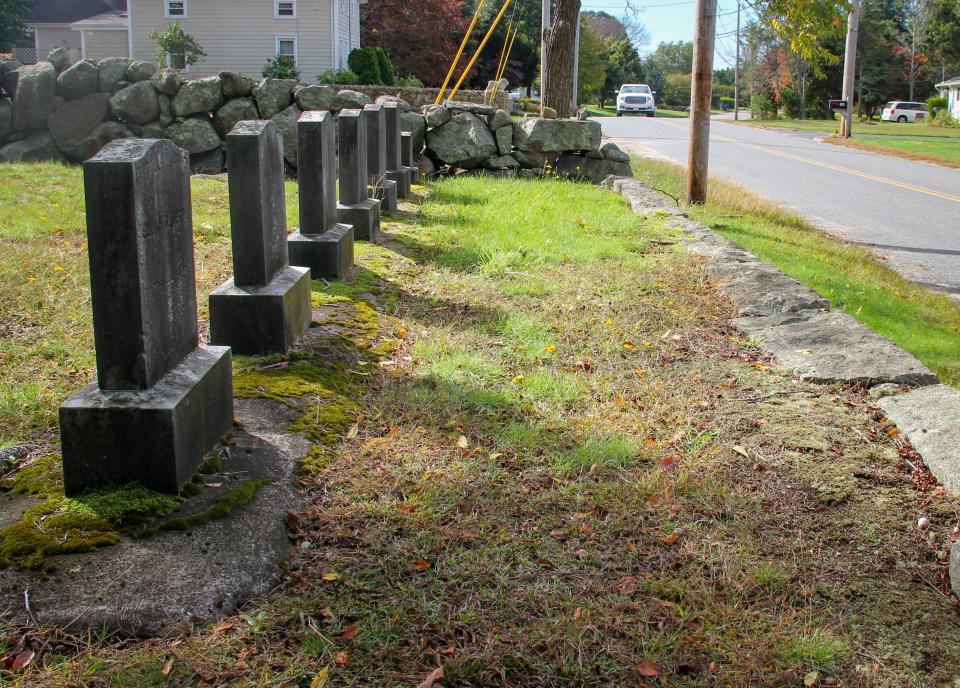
{"left": 275, "top": 1, "right": 296, "bottom": 18}
{"left": 165, "top": 0, "right": 187, "bottom": 18}
{"left": 276, "top": 36, "right": 297, "bottom": 64}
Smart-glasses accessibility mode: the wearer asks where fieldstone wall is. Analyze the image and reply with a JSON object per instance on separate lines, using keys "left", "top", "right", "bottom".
{"left": 331, "top": 84, "right": 508, "bottom": 112}
{"left": 0, "top": 48, "right": 632, "bottom": 184}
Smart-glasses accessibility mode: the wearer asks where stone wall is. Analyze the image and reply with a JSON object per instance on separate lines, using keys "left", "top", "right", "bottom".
{"left": 0, "top": 48, "right": 632, "bottom": 184}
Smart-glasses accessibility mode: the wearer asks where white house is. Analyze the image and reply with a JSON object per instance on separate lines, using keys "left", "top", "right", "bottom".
{"left": 935, "top": 76, "right": 960, "bottom": 121}
{"left": 22, "top": 0, "right": 362, "bottom": 80}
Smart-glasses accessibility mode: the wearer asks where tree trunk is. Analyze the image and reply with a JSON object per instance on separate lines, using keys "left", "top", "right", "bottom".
{"left": 542, "top": 0, "right": 580, "bottom": 118}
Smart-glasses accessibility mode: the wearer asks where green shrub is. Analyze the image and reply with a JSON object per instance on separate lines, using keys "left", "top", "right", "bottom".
{"left": 262, "top": 55, "right": 299, "bottom": 79}
{"left": 148, "top": 21, "right": 206, "bottom": 69}
{"left": 348, "top": 47, "right": 382, "bottom": 85}
{"left": 396, "top": 73, "right": 424, "bottom": 88}
{"left": 317, "top": 68, "right": 360, "bottom": 85}
{"left": 780, "top": 87, "right": 802, "bottom": 118}
{"left": 751, "top": 92, "right": 777, "bottom": 118}
{"left": 928, "top": 96, "right": 949, "bottom": 117}
{"left": 374, "top": 47, "right": 395, "bottom": 86}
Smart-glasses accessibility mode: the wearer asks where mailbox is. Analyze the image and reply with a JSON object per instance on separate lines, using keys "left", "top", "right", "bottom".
{"left": 829, "top": 99, "right": 849, "bottom": 111}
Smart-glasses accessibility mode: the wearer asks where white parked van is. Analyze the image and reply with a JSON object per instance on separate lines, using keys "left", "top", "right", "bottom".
{"left": 881, "top": 101, "right": 928, "bottom": 123}
{"left": 617, "top": 84, "right": 656, "bottom": 117}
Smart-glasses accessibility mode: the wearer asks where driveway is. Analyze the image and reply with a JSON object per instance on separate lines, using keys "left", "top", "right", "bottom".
{"left": 599, "top": 114, "right": 960, "bottom": 295}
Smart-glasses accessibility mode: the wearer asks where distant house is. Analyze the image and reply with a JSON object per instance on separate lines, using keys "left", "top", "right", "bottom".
{"left": 22, "top": 0, "right": 128, "bottom": 65}
{"left": 935, "top": 76, "right": 960, "bottom": 120}
{"left": 21, "top": 0, "right": 362, "bottom": 80}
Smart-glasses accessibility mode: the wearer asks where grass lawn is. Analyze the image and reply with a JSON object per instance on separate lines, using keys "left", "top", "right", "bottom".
{"left": 827, "top": 135, "right": 960, "bottom": 169}
{"left": 635, "top": 156, "right": 960, "bottom": 386}
{"left": 3, "top": 164, "right": 960, "bottom": 685}
{"left": 586, "top": 104, "right": 690, "bottom": 118}
{"left": 743, "top": 117, "right": 960, "bottom": 138}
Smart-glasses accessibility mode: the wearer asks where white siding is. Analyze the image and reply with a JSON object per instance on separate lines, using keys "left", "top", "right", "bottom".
{"left": 130, "top": 0, "right": 335, "bottom": 80}
{"left": 951, "top": 86, "right": 960, "bottom": 121}
{"left": 82, "top": 29, "right": 131, "bottom": 61}
{"left": 335, "top": 0, "right": 358, "bottom": 69}
{"left": 34, "top": 26, "right": 83, "bottom": 63}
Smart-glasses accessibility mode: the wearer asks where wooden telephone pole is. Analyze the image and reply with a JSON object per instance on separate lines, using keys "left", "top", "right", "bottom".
{"left": 840, "top": 0, "right": 861, "bottom": 138}
{"left": 687, "top": 0, "right": 717, "bottom": 204}
{"left": 733, "top": 1, "right": 740, "bottom": 121}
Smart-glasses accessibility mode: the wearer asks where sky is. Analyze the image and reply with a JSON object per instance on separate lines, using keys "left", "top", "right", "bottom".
{"left": 579, "top": 0, "right": 749, "bottom": 69}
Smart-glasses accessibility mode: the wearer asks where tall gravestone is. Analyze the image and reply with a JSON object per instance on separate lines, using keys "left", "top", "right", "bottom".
{"left": 289, "top": 111, "right": 355, "bottom": 278}
{"left": 401, "top": 132, "right": 420, "bottom": 185}
{"left": 361, "top": 104, "right": 398, "bottom": 214}
{"left": 384, "top": 102, "right": 412, "bottom": 198}
{"left": 59, "top": 138, "right": 234, "bottom": 496}
{"left": 336, "top": 109, "right": 381, "bottom": 242}
{"left": 209, "top": 120, "right": 312, "bottom": 355}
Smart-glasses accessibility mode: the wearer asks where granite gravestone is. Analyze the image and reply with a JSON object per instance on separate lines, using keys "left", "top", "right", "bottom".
{"left": 401, "top": 131, "right": 420, "bottom": 185}
{"left": 59, "top": 138, "right": 233, "bottom": 496}
{"left": 361, "top": 104, "right": 398, "bottom": 214}
{"left": 209, "top": 120, "right": 312, "bottom": 355}
{"left": 336, "top": 109, "right": 381, "bottom": 242}
{"left": 384, "top": 102, "right": 412, "bottom": 198}
{"left": 288, "top": 111, "right": 355, "bottom": 278}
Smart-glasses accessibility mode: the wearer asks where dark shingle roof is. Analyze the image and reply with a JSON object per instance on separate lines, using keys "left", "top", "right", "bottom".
{"left": 29, "top": 0, "right": 127, "bottom": 24}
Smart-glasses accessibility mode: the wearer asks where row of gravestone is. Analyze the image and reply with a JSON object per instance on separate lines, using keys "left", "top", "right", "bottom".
{"left": 58, "top": 104, "right": 419, "bottom": 497}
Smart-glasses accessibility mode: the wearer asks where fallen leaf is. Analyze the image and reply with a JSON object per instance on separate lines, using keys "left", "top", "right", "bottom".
{"left": 804, "top": 671, "right": 820, "bottom": 686}
{"left": 334, "top": 650, "right": 349, "bottom": 665}
{"left": 457, "top": 435, "right": 469, "bottom": 449}
{"left": 346, "top": 423, "right": 360, "bottom": 439}
{"left": 636, "top": 659, "right": 661, "bottom": 677}
{"left": 412, "top": 559, "right": 432, "bottom": 571}
{"left": 622, "top": 341, "right": 637, "bottom": 350}
{"left": 161, "top": 657, "right": 174, "bottom": 677}
{"left": 310, "top": 666, "right": 330, "bottom": 688}
{"left": 335, "top": 625, "right": 358, "bottom": 641}
{"left": 417, "top": 666, "right": 444, "bottom": 688}
{"left": 322, "top": 572, "right": 341, "bottom": 582}
{"left": 489, "top": 452, "right": 503, "bottom": 461}
{"left": 544, "top": 345, "right": 557, "bottom": 353}
{"left": 439, "top": 646, "right": 457, "bottom": 655}
{"left": 661, "top": 531, "right": 680, "bottom": 546}
{"left": 731, "top": 445, "right": 749, "bottom": 459}
{"left": 210, "top": 619, "right": 234, "bottom": 635}
{"left": 660, "top": 454, "right": 679, "bottom": 469}
{"left": 286, "top": 510, "right": 302, "bottom": 530}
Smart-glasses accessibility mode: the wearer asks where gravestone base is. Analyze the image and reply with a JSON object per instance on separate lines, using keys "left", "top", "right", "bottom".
{"left": 408, "top": 166, "right": 421, "bottom": 185}
{"left": 209, "top": 265, "right": 312, "bottom": 355}
{"left": 338, "top": 199, "right": 381, "bottom": 242}
{"left": 386, "top": 169, "right": 411, "bottom": 198}
{"left": 289, "top": 224, "right": 355, "bottom": 279}
{"left": 59, "top": 346, "right": 234, "bottom": 496}
{"left": 374, "top": 179, "right": 398, "bottom": 214}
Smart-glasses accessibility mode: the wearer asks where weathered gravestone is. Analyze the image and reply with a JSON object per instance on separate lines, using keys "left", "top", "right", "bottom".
{"left": 209, "top": 120, "right": 312, "bottom": 355}
{"left": 336, "top": 109, "right": 381, "bottom": 242}
{"left": 383, "top": 102, "right": 411, "bottom": 198}
{"left": 401, "top": 131, "right": 420, "bottom": 185}
{"left": 59, "top": 138, "right": 234, "bottom": 496}
{"left": 288, "top": 111, "right": 355, "bottom": 278}
{"left": 361, "top": 104, "right": 398, "bottom": 214}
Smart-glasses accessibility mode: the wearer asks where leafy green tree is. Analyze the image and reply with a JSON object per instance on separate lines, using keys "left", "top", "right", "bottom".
{"left": 348, "top": 47, "right": 383, "bottom": 84}
{"left": 645, "top": 40, "right": 694, "bottom": 76}
{"left": 599, "top": 38, "right": 645, "bottom": 107}
{"left": 148, "top": 22, "right": 207, "bottom": 69}
{"left": 0, "top": 0, "right": 31, "bottom": 50}
{"left": 576, "top": 18, "right": 607, "bottom": 104}
{"left": 374, "top": 47, "right": 395, "bottom": 86}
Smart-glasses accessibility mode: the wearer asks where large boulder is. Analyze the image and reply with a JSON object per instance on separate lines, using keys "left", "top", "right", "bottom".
{"left": 294, "top": 84, "right": 334, "bottom": 111}
{"left": 0, "top": 98, "right": 12, "bottom": 142}
{"left": 400, "top": 111, "right": 427, "bottom": 154}
{"left": 513, "top": 118, "right": 601, "bottom": 153}
{"left": 98, "top": 57, "right": 132, "bottom": 93}
{"left": 0, "top": 131, "right": 65, "bottom": 162}
{"left": 13, "top": 62, "right": 57, "bottom": 131}
{"left": 47, "top": 92, "right": 110, "bottom": 155}
{"left": 171, "top": 76, "right": 223, "bottom": 117}
{"left": 488, "top": 108, "right": 512, "bottom": 130}
{"left": 220, "top": 71, "right": 255, "bottom": 98}
{"left": 375, "top": 95, "right": 411, "bottom": 112}
{"left": 333, "top": 89, "right": 371, "bottom": 110}
{"left": 270, "top": 103, "right": 302, "bottom": 167}
{"left": 552, "top": 152, "right": 632, "bottom": 183}
{"left": 426, "top": 112, "right": 497, "bottom": 168}
{"left": 445, "top": 100, "right": 494, "bottom": 116}
{"left": 158, "top": 93, "right": 172, "bottom": 126}
{"left": 422, "top": 104, "right": 450, "bottom": 128}
{"left": 213, "top": 97, "right": 259, "bottom": 137}
{"left": 155, "top": 68, "right": 183, "bottom": 96}
{"left": 2, "top": 65, "right": 21, "bottom": 99}
{"left": 110, "top": 81, "right": 160, "bottom": 125}
{"left": 512, "top": 150, "right": 551, "bottom": 169}
{"left": 600, "top": 142, "right": 630, "bottom": 163}
{"left": 252, "top": 78, "right": 295, "bottom": 119}
{"left": 46, "top": 47, "right": 72, "bottom": 73}
{"left": 164, "top": 116, "right": 221, "bottom": 154}
{"left": 57, "top": 59, "right": 99, "bottom": 100}
{"left": 126, "top": 60, "right": 158, "bottom": 83}
{"left": 70, "top": 121, "right": 135, "bottom": 161}
{"left": 191, "top": 148, "right": 224, "bottom": 174}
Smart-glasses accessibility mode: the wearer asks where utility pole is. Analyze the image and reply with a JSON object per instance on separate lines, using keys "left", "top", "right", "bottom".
{"left": 572, "top": 10, "right": 580, "bottom": 112}
{"left": 840, "top": 0, "right": 861, "bottom": 138}
{"left": 733, "top": 0, "right": 740, "bottom": 121}
{"left": 541, "top": 0, "right": 551, "bottom": 104}
{"left": 687, "top": 0, "right": 717, "bottom": 204}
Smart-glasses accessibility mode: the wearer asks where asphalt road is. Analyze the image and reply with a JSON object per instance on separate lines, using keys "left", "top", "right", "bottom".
{"left": 599, "top": 114, "right": 960, "bottom": 295}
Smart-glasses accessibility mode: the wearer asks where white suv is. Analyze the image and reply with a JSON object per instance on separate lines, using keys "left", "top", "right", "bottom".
{"left": 881, "top": 101, "right": 927, "bottom": 123}
{"left": 617, "top": 84, "right": 656, "bottom": 117}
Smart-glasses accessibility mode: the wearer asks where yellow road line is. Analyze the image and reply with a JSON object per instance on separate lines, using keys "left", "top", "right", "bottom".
{"left": 655, "top": 120, "right": 960, "bottom": 205}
